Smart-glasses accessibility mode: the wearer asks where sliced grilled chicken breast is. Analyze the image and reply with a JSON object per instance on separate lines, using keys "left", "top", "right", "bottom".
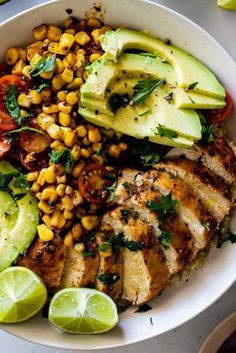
{"left": 154, "top": 158, "right": 231, "bottom": 222}
{"left": 103, "top": 207, "right": 169, "bottom": 305}
{"left": 17, "top": 236, "right": 66, "bottom": 291}
{"left": 113, "top": 168, "right": 141, "bottom": 204}
{"left": 61, "top": 248, "right": 99, "bottom": 288}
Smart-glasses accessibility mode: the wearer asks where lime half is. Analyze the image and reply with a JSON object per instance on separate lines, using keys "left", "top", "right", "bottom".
{"left": 49, "top": 288, "right": 118, "bottom": 334}
{"left": 0, "top": 266, "right": 47, "bottom": 323}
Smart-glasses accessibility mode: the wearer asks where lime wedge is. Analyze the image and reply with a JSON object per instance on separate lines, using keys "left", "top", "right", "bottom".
{"left": 49, "top": 288, "right": 118, "bottom": 334}
{"left": 0, "top": 266, "right": 47, "bottom": 323}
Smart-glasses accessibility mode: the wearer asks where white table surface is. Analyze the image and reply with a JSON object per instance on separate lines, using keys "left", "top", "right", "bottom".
{"left": 0, "top": 1, "right": 236, "bottom": 352}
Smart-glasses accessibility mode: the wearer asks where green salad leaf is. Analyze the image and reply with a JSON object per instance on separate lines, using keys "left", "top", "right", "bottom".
{"left": 49, "top": 149, "right": 73, "bottom": 173}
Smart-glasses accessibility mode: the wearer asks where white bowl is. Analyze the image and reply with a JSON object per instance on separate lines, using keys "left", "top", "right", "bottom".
{"left": 198, "top": 311, "right": 236, "bottom": 353}
{"left": 1, "top": 0, "right": 236, "bottom": 350}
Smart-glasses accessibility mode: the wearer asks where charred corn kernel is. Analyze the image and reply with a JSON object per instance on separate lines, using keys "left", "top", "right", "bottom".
{"left": 47, "top": 25, "right": 62, "bottom": 41}
{"left": 75, "top": 67, "right": 84, "bottom": 78}
{"left": 71, "top": 224, "right": 83, "bottom": 240}
{"left": 75, "top": 207, "right": 86, "bottom": 219}
{"left": 58, "top": 101, "right": 72, "bottom": 113}
{"left": 12, "top": 59, "right": 25, "bottom": 76}
{"left": 27, "top": 48, "right": 38, "bottom": 62}
{"left": 69, "top": 117, "right": 77, "bottom": 130}
{"left": 82, "top": 136, "right": 90, "bottom": 146}
{"left": 73, "top": 55, "right": 85, "bottom": 70}
{"left": 48, "top": 42, "right": 65, "bottom": 55}
{"left": 65, "top": 28, "right": 76, "bottom": 35}
{"left": 50, "top": 210, "right": 65, "bottom": 228}
{"left": 99, "top": 242, "right": 112, "bottom": 257}
{"left": 29, "top": 90, "right": 42, "bottom": 104}
{"left": 37, "top": 224, "right": 54, "bottom": 242}
{"left": 58, "top": 112, "right": 70, "bottom": 127}
{"left": 33, "top": 24, "right": 47, "bottom": 40}
{"left": 87, "top": 17, "right": 102, "bottom": 29}
{"left": 64, "top": 131, "right": 77, "bottom": 147}
{"left": 108, "top": 144, "right": 121, "bottom": 158}
{"left": 89, "top": 53, "right": 101, "bottom": 63}
{"left": 88, "top": 128, "right": 101, "bottom": 143}
{"left": 26, "top": 171, "right": 39, "bottom": 182}
{"left": 72, "top": 161, "right": 85, "bottom": 178}
{"left": 31, "top": 182, "right": 41, "bottom": 193}
{"left": 57, "top": 90, "right": 67, "bottom": 101}
{"left": 40, "top": 88, "right": 52, "bottom": 102}
{"left": 55, "top": 58, "right": 64, "bottom": 75}
{"left": 75, "top": 125, "right": 87, "bottom": 139}
{"left": 74, "top": 243, "right": 85, "bottom": 253}
{"left": 62, "top": 195, "right": 74, "bottom": 211}
{"left": 64, "top": 231, "right": 74, "bottom": 247}
{"left": 47, "top": 123, "right": 63, "bottom": 139}
{"left": 81, "top": 215, "right": 99, "bottom": 230}
{"left": 56, "top": 184, "right": 66, "bottom": 197}
{"left": 71, "top": 145, "right": 80, "bottom": 161}
{"left": 83, "top": 70, "right": 89, "bottom": 80}
{"left": 40, "top": 70, "right": 54, "bottom": 80}
{"left": 27, "top": 39, "right": 43, "bottom": 50}
{"left": 66, "top": 78, "right": 83, "bottom": 90}
{"left": 71, "top": 190, "right": 83, "bottom": 206}
{"left": 30, "top": 52, "right": 41, "bottom": 67}
{"left": 91, "top": 154, "right": 104, "bottom": 165}
{"left": 56, "top": 174, "right": 67, "bottom": 184}
{"left": 91, "top": 29, "right": 102, "bottom": 45}
{"left": 42, "top": 38, "right": 50, "bottom": 48}
{"left": 18, "top": 48, "right": 26, "bottom": 61}
{"left": 6, "top": 47, "right": 19, "bottom": 65}
{"left": 80, "top": 148, "right": 91, "bottom": 158}
{"left": 42, "top": 214, "right": 52, "bottom": 229}
{"left": 65, "top": 91, "right": 78, "bottom": 105}
{"left": 63, "top": 17, "right": 73, "bottom": 28}
{"left": 61, "top": 68, "right": 73, "bottom": 83}
{"left": 52, "top": 74, "right": 65, "bottom": 91}
{"left": 42, "top": 103, "right": 59, "bottom": 114}
{"left": 50, "top": 140, "right": 65, "bottom": 152}
{"left": 17, "top": 93, "right": 31, "bottom": 108}
{"left": 75, "top": 31, "right": 91, "bottom": 46}
{"left": 38, "top": 201, "right": 54, "bottom": 214}
{"left": 64, "top": 210, "right": 73, "bottom": 220}
{"left": 22, "top": 65, "right": 31, "bottom": 78}
{"left": 41, "top": 186, "right": 57, "bottom": 202}
{"left": 118, "top": 142, "right": 128, "bottom": 151}
{"left": 92, "top": 142, "right": 102, "bottom": 152}
{"left": 37, "top": 113, "right": 55, "bottom": 130}
{"left": 59, "top": 33, "right": 75, "bottom": 51}
{"left": 44, "top": 165, "right": 56, "bottom": 184}
{"left": 65, "top": 185, "right": 73, "bottom": 196}
{"left": 63, "top": 52, "right": 76, "bottom": 69}
{"left": 55, "top": 164, "right": 64, "bottom": 175}
{"left": 55, "top": 202, "right": 64, "bottom": 211}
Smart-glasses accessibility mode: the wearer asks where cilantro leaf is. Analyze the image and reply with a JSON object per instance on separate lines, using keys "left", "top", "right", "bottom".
{"left": 83, "top": 250, "right": 94, "bottom": 257}
{"left": 159, "top": 230, "right": 172, "bottom": 246}
{"left": 135, "top": 304, "right": 152, "bottom": 313}
{"left": 97, "top": 273, "right": 120, "bottom": 285}
{"left": 108, "top": 93, "right": 130, "bottom": 113}
{"left": 132, "top": 78, "right": 164, "bottom": 105}
{"left": 129, "top": 137, "right": 164, "bottom": 167}
{"left": 3, "top": 126, "right": 44, "bottom": 143}
{"left": 108, "top": 232, "right": 141, "bottom": 252}
{"left": 124, "top": 240, "right": 141, "bottom": 251}
{"left": 36, "top": 83, "right": 50, "bottom": 93}
{"left": 30, "top": 54, "right": 56, "bottom": 77}
{"left": 155, "top": 124, "right": 177, "bottom": 140}
{"left": 122, "top": 181, "right": 135, "bottom": 192}
{"left": 145, "top": 193, "right": 178, "bottom": 221}
{"left": 5, "top": 85, "right": 21, "bottom": 125}
{"left": 120, "top": 209, "right": 131, "bottom": 223}
{"left": 217, "top": 230, "right": 236, "bottom": 248}
{"left": 99, "top": 242, "right": 111, "bottom": 252}
{"left": 106, "top": 180, "right": 117, "bottom": 202}
{"left": 49, "top": 149, "right": 73, "bottom": 173}
{"left": 201, "top": 124, "right": 214, "bottom": 145}
{"left": 188, "top": 82, "right": 198, "bottom": 90}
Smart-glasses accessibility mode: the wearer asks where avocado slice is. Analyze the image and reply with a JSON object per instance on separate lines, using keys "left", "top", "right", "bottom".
{"left": 0, "top": 161, "right": 39, "bottom": 271}
{"left": 100, "top": 29, "right": 225, "bottom": 99}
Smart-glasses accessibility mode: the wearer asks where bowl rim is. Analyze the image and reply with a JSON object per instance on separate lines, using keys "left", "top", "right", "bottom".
{"left": 0, "top": 0, "right": 236, "bottom": 350}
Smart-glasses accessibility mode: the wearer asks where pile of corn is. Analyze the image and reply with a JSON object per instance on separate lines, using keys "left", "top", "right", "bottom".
{"left": 5, "top": 16, "right": 128, "bottom": 250}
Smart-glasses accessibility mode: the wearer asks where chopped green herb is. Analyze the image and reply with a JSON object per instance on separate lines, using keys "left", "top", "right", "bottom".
{"left": 108, "top": 93, "right": 130, "bottom": 113}
{"left": 159, "top": 229, "right": 172, "bottom": 246}
{"left": 188, "top": 81, "right": 198, "bottom": 90}
{"left": 49, "top": 149, "right": 73, "bottom": 173}
{"left": 83, "top": 231, "right": 96, "bottom": 242}
{"left": 83, "top": 250, "right": 94, "bottom": 257}
{"left": 99, "top": 242, "right": 111, "bottom": 252}
{"left": 217, "top": 230, "right": 236, "bottom": 248}
{"left": 122, "top": 181, "right": 135, "bottom": 191}
{"left": 133, "top": 211, "right": 139, "bottom": 219}
{"left": 201, "top": 221, "right": 210, "bottom": 231}
{"left": 12, "top": 173, "right": 29, "bottom": 189}
{"left": 132, "top": 78, "right": 164, "bottom": 105}
{"left": 96, "top": 143, "right": 106, "bottom": 156}
{"left": 155, "top": 124, "right": 177, "bottom": 140}
{"left": 201, "top": 124, "right": 214, "bottom": 145}
{"left": 188, "top": 95, "right": 195, "bottom": 104}
{"left": 97, "top": 273, "right": 120, "bottom": 285}
{"left": 36, "top": 83, "right": 50, "bottom": 93}
{"left": 106, "top": 180, "right": 117, "bottom": 202}
{"left": 30, "top": 54, "right": 56, "bottom": 77}
{"left": 145, "top": 193, "right": 178, "bottom": 221}
{"left": 129, "top": 137, "right": 164, "bottom": 167}
{"left": 120, "top": 209, "right": 131, "bottom": 223}
{"left": 108, "top": 232, "right": 141, "bottom": 252}
{"left": 124, "top": 240, "right": 141, "bottom": 251}
{"left": 139, "top": 109, "right": 152, "bottom": 117}
{"left": 135, "top": 304, "right": 152, "bottom": 313}
{"left": 5, "top": 85, "right": 21, "bottom": 125}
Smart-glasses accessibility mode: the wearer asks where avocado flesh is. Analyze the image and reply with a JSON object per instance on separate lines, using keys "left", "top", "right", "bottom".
{"left": 0, "top": 161, "right": 39, "bottom": 271}
{"left": 100, "top": 29, "right": 225, "bottom": 99}
{"left": 217, "top": 0, "right": 236, "bottom": 9}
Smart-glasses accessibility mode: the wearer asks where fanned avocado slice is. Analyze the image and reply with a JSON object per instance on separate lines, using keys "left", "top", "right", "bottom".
{"left": 100, "top": 29, "right": 225, "bottom": 99}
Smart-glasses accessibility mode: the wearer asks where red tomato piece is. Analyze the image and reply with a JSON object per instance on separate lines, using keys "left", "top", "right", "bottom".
{"left": 204, "top": 92, "right": 234, "bottom": 124}
{"left": 19, "top": 130, "right": 51, "bottom": 154}
{"left": 0, "top": 135, "right": 11, "bottom": 159}
{"left": 19, "top": 149, "right": 49, "bottom": 171}
{"left": 0, "top": 103, "right": 17, "bottom": 131}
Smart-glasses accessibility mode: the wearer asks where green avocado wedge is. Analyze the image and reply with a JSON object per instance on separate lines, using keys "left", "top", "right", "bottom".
{"left": 100, "top": 29, "right": 225, "bottom": 99}
{"left": 0, "top": 161, "right": 39, "bottom": 271}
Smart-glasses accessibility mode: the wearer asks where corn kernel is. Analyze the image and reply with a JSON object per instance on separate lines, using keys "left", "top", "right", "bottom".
{"left": 64, "top": 210, "right": 73, "bottom": 220}
{"left": 22, "top": 65, "right": 31, "bottom": 79}
{"left": 71, "top": 224, "right": 83, "bottom": 240}
{"left": 17, "top": 48, "right": 26, "bottom": 61}
{"left": 61, "top": 68, "right": 73, "bottom": 83}
{"left": 66, "top": 77, "right": 83, "bottom": 90}
{"left": 41, "top": 186, "right": 57, "bottom": 202}
{"left": 47, "top": 124, "right": 63, "bottom": 139}
{"left": 58, "top": 101, "right": 72, "bottom": 113}
{"left": 56, "top": 183, "right": 66, "bottom": 197}
{"left": 63, "top": 52, "right": 76, "bottom": 69}
{"left": 88, "top": 128, "right": 101, "bottom": 143}
{"left": 71, "top": 145, "right": 80, "bottom": 161}
{"left": 82, "top": 136, "right": 90, "bottom": 145}
{"left": 55, "top": 202, "right": 64, "bottom": 211}
{"left": 57, "top": 90, "right": 67, "bottom": 101}
{"left": 40, "top": 88, "right": 52, "bottom": 102}
{"left": 74, "top": 243, "right": 85, "bottom": 253}
{"left": 76, "top": 125, "right": 87, "bottom": 138}
{"left": 12, "top": 59, "right": 25, "bottom": 76}
{"left": 55, "top": 58, "right": 65, "bottom": 74}
{"left": 50, "top": 140, "right": 65, "bottom": 152}
{"left": 6, "top": 47, "right": 19, "bottom": 65}
{"left": 44, "top": 165, "right": 56, "bottom": 184}
{"left": 42, "top": 103, "right": 59, "bottom": 114}
{"left": 64, "top": 185, "right": 73, "bottom": 196}
{"left": 56, "top": 174, "right": 67, "bottom": 184}
{"left": 50, "top": 210, "right": 65, "bottom": 229}
{"left": 65, "top": 91, "right": 78, "bottom": 105}
{"left": 17, "top": 93, "right": 31, "bottom": 108}
{"left": 37, "top": 113, "right": 55, "bottom": 130}
{"left": 65, "top": 28, "right": 76, "bottom": 35}
{"left": 87, "top": 17, "right": 102, "bottom": 29}
{"left": 29, "top": 90, "right": 42, "bottom": 105}
{"left": 58, "top": 111, "right": 70, "bottom": 127}
{"left": 62, "top": 195, "right": 74, "bottom": 211}
{"left": 63, "top": 17, "right": 73, "bottom": 28}
{"left": 81, "top": 215, "right": 99, "bottom": 230}
{"left": 38, "top": 201, "right": 54, "bottom": 214}
{"left": 91, "top": 154, "right": 104, "bottom": 165}
{"left": 59, "top": 33, "right": 75, "bottom": 51}
{"left": 72, "top": 190, "right": 83, "bottom": 206}
{"left": 83, "top": 70, "right": 89, "bottom": 80}
{"left": 52, "top": 74, "right": 66, "bottom": 91}
{"left": 72, "top": 161, "right": 85, "bottom": 178}
{"left": 42, "top": 38, "right": 50, "bottom": 49}
{"left": 108, "top": 144, "right": 121, "bottom": 158}
{"left": 48, "top": 42, "right": 67, "bottom": 55}
{"left": 40, "top": 70, "right": 54, "bottom": 80}
{"left": 33, "top": 24, "right": 47, "bottom": 40}
{"left": 42, "top": 214, "right": 52, "bottom": 229}
{"left": 47, "top": 25, "right": 62, "bottom": 41}
{"left": 89, "top": 53, "right": 101, "bottom": 63}
{"left": 31, "top": 182, "right": 41, "bottom": 193}
{"left": 80, "top": 148, "right": 91, "bottom": 158}
{"left": 99, "top": 242, "right": 112, "bottom": 257}
{"left": 38, "top": 224, "right": 54, "bottom": 242}
{"left": 26, "top": 171, "right": 39, "bottom": 182}
{"left": 64, "top": 231, "right": 74, "bottom": 247}
{"left": 91, "top": 29, "right": 102, "bottom": 45}
{"left": 75, "top": 207, "right": 86, "bottom": 219}
{"left": 37, "top": 169, "right": 46, "bottom": 186}
{"left": 75, "top": 31, "right": 91, "bottom": 46}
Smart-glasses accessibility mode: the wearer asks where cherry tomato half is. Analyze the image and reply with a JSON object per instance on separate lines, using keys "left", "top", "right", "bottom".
{"left": 204, "top": 92, "right": 233, "bottom": 124}
{"left": 19, "top": 130, "right": 51, "bottom": 154}
{"left": 0, "top": 135, "right": 11, "bottom": 159}
{"left": 0, "top": 102, "right": 17, "bottom": 131}
{"left": 19, "top": 149, "right": 49, "bottom": 171}
{"left": 78, "top": 163, "right": 113, "bottom": 204}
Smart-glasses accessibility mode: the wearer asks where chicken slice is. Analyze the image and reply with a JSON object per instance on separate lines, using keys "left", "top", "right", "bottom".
{"left": 60, "top": 248, "right": 99, "bottom": 288}
{"left": 17, "top": 236, "right": 66, "bottom": 291}
{"left": 154, "top": 158, "right": 231, "bottom": 222}
{"left": 103, "top": 207, "right": 169, "bottom": 305}
{"left": 113, "top": 168, "right": 141, "bottom": 204}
